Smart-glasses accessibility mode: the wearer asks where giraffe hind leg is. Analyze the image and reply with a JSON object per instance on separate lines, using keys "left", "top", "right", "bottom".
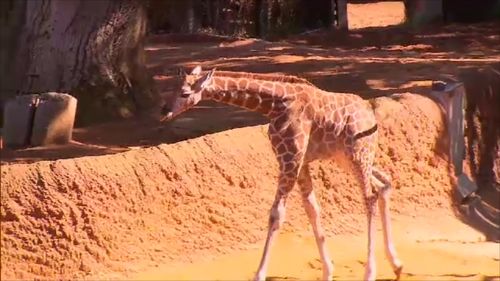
{"left": 348, "top": 136, "right": 379, "bottom": 281}
{"left": 350, "top": 160, "right": 377, "bottom": 281}
{"left": 372, "top": 166, "right": 403, "bottom": 280}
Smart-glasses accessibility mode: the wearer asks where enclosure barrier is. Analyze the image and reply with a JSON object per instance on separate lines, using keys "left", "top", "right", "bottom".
{"left": 428, "top": 68, "right": 500, "bottom": 242}
{"left": 428, "top": 77, "right": 474, "bottom": 199}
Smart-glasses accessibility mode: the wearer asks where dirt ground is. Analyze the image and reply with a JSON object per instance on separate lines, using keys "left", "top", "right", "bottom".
{"left": 1, "top": 2, "right": 499, "bottom": 280}
{"left": 133, "top": 214, "right": 499, "bottom": 281}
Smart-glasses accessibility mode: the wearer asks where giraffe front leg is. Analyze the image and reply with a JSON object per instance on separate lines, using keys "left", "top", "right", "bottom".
{"left": 256, "top": 121, "right": 309, "bottom": 281}
{"left": 298, "top": 165, "right": 334, "bottom": 281}
{"left": 254, "top": 177, "right": 295, "bottom": 281}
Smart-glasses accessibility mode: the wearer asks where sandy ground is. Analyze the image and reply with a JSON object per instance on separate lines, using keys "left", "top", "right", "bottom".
{"left": 347, "top": 1, "right": 405, "bottom": 30}
{"left": 2, "top": 94, "right": 496, "bottom": 280}
{"left": 1, "top": 1, "right": 499, "bottom": 280}
{"left": 134, "top": 214, "right": 498, "bottom": 281}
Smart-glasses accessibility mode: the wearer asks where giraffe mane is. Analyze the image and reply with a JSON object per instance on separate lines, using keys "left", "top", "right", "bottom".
{"left": 212, "top": 71, "right": 316, "bottom": 87}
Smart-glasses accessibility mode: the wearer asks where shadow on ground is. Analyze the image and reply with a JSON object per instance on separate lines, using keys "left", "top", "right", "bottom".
{"left": 1, "top": 21, "right": 499, "bottom": 165}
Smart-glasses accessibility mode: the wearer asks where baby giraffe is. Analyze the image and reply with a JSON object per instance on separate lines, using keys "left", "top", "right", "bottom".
{"left": 161, "top": 66, "right": 403, "bottom": 281}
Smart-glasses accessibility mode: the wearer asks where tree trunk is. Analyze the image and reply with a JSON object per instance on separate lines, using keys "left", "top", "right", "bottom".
{"left": 186, "top": 0, "right": 196, "bottom": 33}
{"left": 213, "top": 0, "right": 221, "bottom": 32}
{"left": 204, "top": 0, "right": 213, "bottom": 28}
{"left": 3, "top": 0, "right": 152, "bottom": 126}
{"left": 256, "top": 0, "right": 269, "bottom": 37}
{"left": 0, "top": 0, "right": 27, "bottom": 119}
{"left": 331, "top": 0, "right": 348, "bottom": 30}
{"left": 269, "top": 0, "right": 279, "bottom": 32}
{"left": 337, "top": 0, "right": 348, "bottom": 30}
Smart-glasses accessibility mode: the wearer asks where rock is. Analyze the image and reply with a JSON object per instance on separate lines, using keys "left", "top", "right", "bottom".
{"left": 30, "top": 93, "right": 77, "bottom": 146}
{"left": 2, "top": 94, "right": 39, "bottom": 148}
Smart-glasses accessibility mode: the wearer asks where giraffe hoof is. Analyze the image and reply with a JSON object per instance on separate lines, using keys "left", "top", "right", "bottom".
{"left": 322, "top": 271, "right": 333, "bottom": 281}
{"left": 253, "top": 273, "right": 266, "bottom": 281}
{"left": 394, "top": 265, "right": 403, "bottom": 281}
{"left": 322, "top": 264, "right": 334, "bottom": 281}
{"left": 322, "top": 274, "right": 333, "bottom": 281}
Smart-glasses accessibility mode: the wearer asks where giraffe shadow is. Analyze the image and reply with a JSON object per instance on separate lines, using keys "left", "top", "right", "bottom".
{"left": 266, "top": 277, "right": 301, "bottom": 281}
{"left": 265, "top": 276, "right": 401, "bottom": 281}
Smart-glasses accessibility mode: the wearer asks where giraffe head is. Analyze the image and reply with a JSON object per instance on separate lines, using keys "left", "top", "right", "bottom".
{"left": 160, "top": 65, "right": 215, "bottom": 122}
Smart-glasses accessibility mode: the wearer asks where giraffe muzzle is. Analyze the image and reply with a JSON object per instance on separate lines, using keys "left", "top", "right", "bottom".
{"left": 160, "top": 112, "right": 174, "bottom": 122}
{"left": 160, "top": 104, "right": 174, "bottom": 122}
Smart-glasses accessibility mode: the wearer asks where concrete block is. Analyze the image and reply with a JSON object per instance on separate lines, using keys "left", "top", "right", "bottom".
{"left": 30, "top": 92, "right": 77, "bottom": 146}
{"left": 2, "top": 94, "right": 39, "bottom": 148}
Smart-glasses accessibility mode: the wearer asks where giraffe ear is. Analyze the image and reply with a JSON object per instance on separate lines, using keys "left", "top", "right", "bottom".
{"left": 191, "top": 65, "right": 202, "bottom": 75}
{"left": 199, "top": 68, "right": 216, "bottom": 88}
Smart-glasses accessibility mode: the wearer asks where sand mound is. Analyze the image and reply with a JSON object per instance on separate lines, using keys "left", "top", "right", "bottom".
{"left": 0, "top": 93, "right": 455, "bottom": 279}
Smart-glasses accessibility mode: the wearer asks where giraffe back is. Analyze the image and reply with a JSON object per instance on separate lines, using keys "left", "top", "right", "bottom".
{"left": 270, "top": 85, "right": 378, "bottom": 163}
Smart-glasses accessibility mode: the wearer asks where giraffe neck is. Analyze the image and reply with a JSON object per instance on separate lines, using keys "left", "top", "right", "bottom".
{"left": 203, "top": 75, "right": 302, "bottom": 117}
